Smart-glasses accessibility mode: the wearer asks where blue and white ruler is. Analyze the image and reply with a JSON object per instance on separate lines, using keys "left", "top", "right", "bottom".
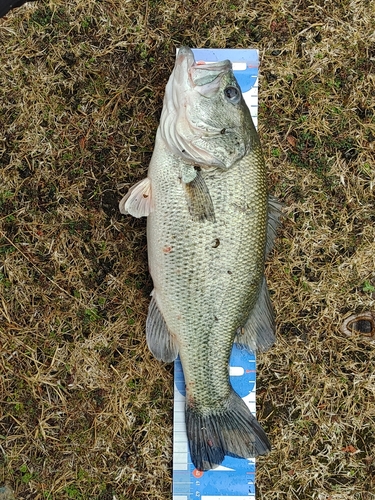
{"left": 172, "top": 48, "right": 259, "bottom": 500}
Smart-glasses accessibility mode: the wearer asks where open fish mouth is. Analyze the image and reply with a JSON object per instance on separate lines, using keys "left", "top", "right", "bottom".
{"left": 160, "top": 46, "right": 249, "bottom": 169}
{"left": 176, "top": 46, "right": 232, "bottom": 94}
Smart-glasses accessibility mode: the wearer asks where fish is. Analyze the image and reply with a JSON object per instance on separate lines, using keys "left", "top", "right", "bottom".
{"left": 119, "top": 46, "right": 282, "bottom": 471}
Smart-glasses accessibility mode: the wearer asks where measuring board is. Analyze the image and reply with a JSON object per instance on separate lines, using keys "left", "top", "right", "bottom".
{"left": 173, "top": 48, "right": 260, "bottom": 500}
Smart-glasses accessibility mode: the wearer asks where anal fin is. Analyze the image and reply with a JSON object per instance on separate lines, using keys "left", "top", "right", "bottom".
{"left": 235, "top": 277, "right": 275, "bottom": 353}
{"left": 146, "top": 295, "right": 179, "bottom": 362}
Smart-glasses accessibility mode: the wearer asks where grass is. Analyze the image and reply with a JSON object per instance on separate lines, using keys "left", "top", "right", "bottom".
{"left": 1, "top": 0, "right": 375, "bottom": 498}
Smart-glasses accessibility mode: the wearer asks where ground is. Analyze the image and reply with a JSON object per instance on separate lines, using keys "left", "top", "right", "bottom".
{"left": 0, "top": 0, "right": 375, "bottom": 498}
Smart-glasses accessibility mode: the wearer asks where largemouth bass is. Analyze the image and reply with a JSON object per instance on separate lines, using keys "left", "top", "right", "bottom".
{"left": 119, "top": 47, "right": 281, "bottom": 471}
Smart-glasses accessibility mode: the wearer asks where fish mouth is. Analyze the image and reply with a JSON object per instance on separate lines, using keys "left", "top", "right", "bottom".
{"left": 176, "top": 46, "right": 232, "bottom": 96}
{"left": 160, "top": 46, "right": 245, "bottom": 169}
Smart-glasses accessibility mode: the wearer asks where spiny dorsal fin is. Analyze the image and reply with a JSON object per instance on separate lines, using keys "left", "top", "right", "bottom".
{"left": 266, "top": 195, "right": 283, "bottom": 256}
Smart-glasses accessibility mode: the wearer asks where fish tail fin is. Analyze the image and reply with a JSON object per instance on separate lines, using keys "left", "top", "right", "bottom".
{"left": 185, "top": 389, "right": 271, "bottom": 471}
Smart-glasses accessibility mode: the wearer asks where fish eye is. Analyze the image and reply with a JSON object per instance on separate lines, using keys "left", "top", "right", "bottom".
{"left": 224, "top": 86, "right": 240, "bottom": 103}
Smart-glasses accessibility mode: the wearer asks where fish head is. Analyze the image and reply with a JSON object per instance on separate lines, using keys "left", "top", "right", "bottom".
{"left": 159, "top": 46, "right": 255, "bottom": 170}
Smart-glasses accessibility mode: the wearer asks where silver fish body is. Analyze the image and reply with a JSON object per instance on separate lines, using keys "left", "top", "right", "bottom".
{"left": 120, "top": 47, "right": 281, "bottom": 470}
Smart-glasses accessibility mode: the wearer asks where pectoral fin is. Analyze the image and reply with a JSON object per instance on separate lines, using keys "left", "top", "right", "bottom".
{"left": 235, "top": 277, "right": 275, "bottom": 352}
{"left": 119, "top": 177, "right": 153, "bottom": 218}
{"left": 146, "top": 295, "right": 179, "bottom": 362}
{"left": 183, "top": 167, "right": 216, "bottom": 223}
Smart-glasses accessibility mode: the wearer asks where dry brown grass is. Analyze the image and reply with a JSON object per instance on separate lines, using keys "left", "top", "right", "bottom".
{"left": 1, "top": 0, "right": 375, "bottom": 498}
